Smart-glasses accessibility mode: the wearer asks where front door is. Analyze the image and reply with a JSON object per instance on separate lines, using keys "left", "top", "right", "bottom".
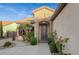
{"left": 41, "top": 24, "right": 48, "bottom": 43}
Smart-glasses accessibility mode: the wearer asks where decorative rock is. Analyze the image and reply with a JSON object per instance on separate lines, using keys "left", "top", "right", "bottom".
{"left": 17, "top": 36, "right": 23, "bottom": 41}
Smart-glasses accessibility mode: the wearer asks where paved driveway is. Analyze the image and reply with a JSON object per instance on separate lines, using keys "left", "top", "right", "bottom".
{"left": 0, "top": 39, "right": 51, "bottom": 55}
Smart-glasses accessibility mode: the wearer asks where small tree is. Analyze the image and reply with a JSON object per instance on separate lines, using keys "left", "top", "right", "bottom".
{"left": 0, "top": 21, "right": 3, "bottom": 38}
{"left": 18, "top": 23, "right": 33, "bottom": 41}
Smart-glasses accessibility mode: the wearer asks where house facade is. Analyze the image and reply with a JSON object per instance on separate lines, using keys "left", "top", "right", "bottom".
{"left": 14, "top": 6, "right": 55, "bottom": 42}
{"left": 2, "top": 21, "right": 18, "bottom": 37}
{"left": 1, "top": 18, "right": 33, "bottom": 38}
{"left": 51, "top": 3, "right": 79, "bottom": 54}
{"left": 32, "top": 6, "right": 54, "bottom": 42}
{"left": 1, "top": 6, "right": 55, "bottom": 43}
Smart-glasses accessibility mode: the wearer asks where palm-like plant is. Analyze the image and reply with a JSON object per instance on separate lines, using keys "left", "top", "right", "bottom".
{"left": 18, "top": 23, "right": 32, "bottom": 41}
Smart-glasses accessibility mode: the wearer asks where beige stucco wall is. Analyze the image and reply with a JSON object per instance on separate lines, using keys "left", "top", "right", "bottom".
{"left": 34, "top": 22, "right": 39, "bottom": 40}
{"left": 3, "top": 23, "right": 18, "bottom": 36}
{"left": 34, "top": 9, "right": 54, "bottom": 21}
{"left": 34, "top": 9, "right": 54, "bottom": 20}
{"left": 53, "top": 4, "right": 79, "bottom": 54}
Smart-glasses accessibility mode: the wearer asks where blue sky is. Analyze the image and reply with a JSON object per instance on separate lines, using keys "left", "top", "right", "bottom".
{"left": 0, "top": 3, "right": 58, "bottom": 21}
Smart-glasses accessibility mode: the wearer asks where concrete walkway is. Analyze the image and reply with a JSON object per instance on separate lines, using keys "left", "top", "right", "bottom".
{"left": 0, "top": 39, "right": 51, "bottom": 55}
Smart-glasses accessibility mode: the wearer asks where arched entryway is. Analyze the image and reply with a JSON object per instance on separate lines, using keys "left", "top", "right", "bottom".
{"left": 39, "top": 21, "right": 49, "bottom": 43}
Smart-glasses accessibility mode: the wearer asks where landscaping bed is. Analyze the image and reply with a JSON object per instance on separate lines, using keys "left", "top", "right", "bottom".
{"left": 48, "top": 31, "right": 71, "bottom": 55}
{"left": 0, "top": 41, "right": 15, "bottom": 49}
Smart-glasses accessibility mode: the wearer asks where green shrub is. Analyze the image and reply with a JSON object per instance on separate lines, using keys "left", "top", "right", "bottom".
{"left": 28, "top": 32, "right": 34, "bottom": 37}
{"left": 30, "top": 36, "right": 37, "bottom": 45}
{"left": 22, "top": 35, "right": 29, "bottom": 42}
{"left": 48, "top": 38, "right": 52, "bottom": 45}
{"left": 49, "top": 42, "right": 59, "bottom": 53}
{"left": 48, "top": 32, "right": 59, "bottom": 53}
{"left": 48, "top": 33, "right": 53, "bottom": 44}
{"left": 48, "top": 31, "right": 70, "bottom": 55}
{"left": 56, "top": 37, "right": 69, "bottom": 54}
{"left": 3, "top": 41, "right": 12, "bottom": 48}
{"left": 0, "top": 25, "right": 3, "bottom": 38}
{"left": 28, "top": 32, "right": 34, "bottom": 41}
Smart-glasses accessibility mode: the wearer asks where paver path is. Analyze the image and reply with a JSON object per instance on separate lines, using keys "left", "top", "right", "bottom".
{"left": 0, "top": 38, "right": 51, "bottom": 55}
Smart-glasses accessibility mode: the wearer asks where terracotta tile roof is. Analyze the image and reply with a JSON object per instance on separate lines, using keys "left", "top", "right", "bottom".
{"left": 16, "top": 18, "right": 33, "bottom": 24}
{"left": 0, "top": 21, "right": 2, "bottom": 25}
{"left": 16, "top": 20, "right": 26, "bottom": 24}
{"left": 32, "top": 6, "right": 55, "bottom": 14}
{"left": 0, "top": 18, "right": 33, "bottom": 25}
{"left": 0, "top": 21, "right": 15, "bottom": 26}
{"left": 23, "top": 18, "right": 33, "bottom": 20}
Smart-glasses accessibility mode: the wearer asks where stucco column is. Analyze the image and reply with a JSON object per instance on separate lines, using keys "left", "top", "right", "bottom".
{"left": 17, "top": 30, "right": 19, "bottom": 36}
{"left": 49, "top": 21, "right": 53, "bottom": 32}
{"left": 16, "top": 30, "right": 19, "bottom": 40}
{"left": 34, "top": 22, "right": 39, "bottom": 42}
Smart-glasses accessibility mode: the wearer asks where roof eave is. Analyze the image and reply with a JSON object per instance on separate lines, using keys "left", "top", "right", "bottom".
{"left": 32, "top": 6, "right": 55, "bottom": 14}
{"left": 51, "top": 3, "right": 67, "bottom": 21}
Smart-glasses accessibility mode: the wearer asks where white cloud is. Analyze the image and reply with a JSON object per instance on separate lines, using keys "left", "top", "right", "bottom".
{"left": 6, "top": 7, "right": 18, "bottom": 13}
{"left": 0, "top": 5, "right": 33, "bottom": 20}
{"left": 0, "top": 5, "right": 18, "bottom": 13}
{"left": 0, "top": 15, "right": 11, "bottom": 19}
{"left": 26, "top": 14, "right": 32, "bottom": 17}
{"left": 17, "top": 12, "right": 32, "bottom": 17}
{"left": 17, "top": 13, "right": 26, "bottom": 16}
